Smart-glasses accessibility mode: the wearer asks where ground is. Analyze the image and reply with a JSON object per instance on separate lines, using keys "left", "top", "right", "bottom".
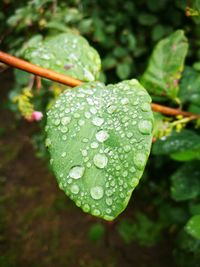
{"left": 0, "top": 71, "right": 175, "bottom": 267}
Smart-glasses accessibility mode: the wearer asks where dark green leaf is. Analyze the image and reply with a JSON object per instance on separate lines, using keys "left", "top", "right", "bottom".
{"left": 46, "top": 80, "right": 153, "bottom": 221}
{"left": 179, "top": 67, "right": 200, "bottom": 106}
{"left": 141, "top": 30, "right": 188, "bottom": 100}
{"left": 152, "top": 130, "right": 200, "bottom": 161}
{"left": 185, "top": 215, "right": 200, "bottom": 239}
{"left": 171, "top": 162, "right": 200, "bottom": 201}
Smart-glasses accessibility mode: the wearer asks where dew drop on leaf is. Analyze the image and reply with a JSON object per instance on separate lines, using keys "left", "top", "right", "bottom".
{"left": 93, "top": 154, "right": 108, "bottom": 168}
{"left": 69, "top": 166, "right": 85, "bottom": 179}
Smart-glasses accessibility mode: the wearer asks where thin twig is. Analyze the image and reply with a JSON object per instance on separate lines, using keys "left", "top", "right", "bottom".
{"left": 0, "top": 50, "right": 199, "bottom": 118}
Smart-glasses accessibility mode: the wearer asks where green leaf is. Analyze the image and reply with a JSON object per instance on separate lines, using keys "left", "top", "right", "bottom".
{"left": 185, "top": 215, "right": 200, "bottom": 239}
{"left": 179, "top": 67, "right": 200, "bottom": 106}
{"left": 116, "top": 62, "right": 131, "bottom": 79}
{"left": 46, "top": 80, "right": 153, "bottom": 221}
{"left": 152, "top": 129, "right": 200, "bottom": 161}
{"left": 141, "top": 30, "right": 188, "bottom": 100}
{"left": 171, "top": 162, "right": 200, "bottom": 201}
{"left": 23, "top": 32, "right": 101, "bottom": 82}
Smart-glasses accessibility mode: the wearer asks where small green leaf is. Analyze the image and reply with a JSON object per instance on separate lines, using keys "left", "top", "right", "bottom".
{"left": 46, "top": 80, "right": 153, "bottom": 221}
{"left": 23, "top": 32, "right": 101, "bottom": 82}
{"left": 152, "top": 130, "right": 200, "bottom": 161}
{"left": 179, "top": 67, "right": 200, "bottom": 106}
{"left": 185, "top": 215, "right": 200, "bottom": 239}
{"left": 116, "top": 62, "right": 131, "bottom": 79}
{"left": 141, "top": 30, "right": 188, "bottom": 100}
{"left": 171, "top": 162, "right": 200, "bottom": 201}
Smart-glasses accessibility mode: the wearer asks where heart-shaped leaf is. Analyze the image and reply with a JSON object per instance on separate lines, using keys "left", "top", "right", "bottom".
{"left": 23, "top": 32, "right": 101, "bottom": 82}
{"left": 46, "top": 80, "right": 154, "bottom": 221}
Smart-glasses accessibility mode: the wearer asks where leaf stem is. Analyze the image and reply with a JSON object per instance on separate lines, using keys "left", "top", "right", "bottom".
{"left": 0, "top": 50, "right": 199, "bottom": 118}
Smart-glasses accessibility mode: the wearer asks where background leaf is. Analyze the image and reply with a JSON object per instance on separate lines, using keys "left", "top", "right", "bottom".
{"left": 23, "top": 32, "right": 101, "bottom": 82}
{"left": 141, "top": 30, "right": 188, "bottom": 100}
{"left": 171, "top": 161, "right": 200, "bottom": 201}
{"left": 152, "top": 130, "right": 200, "bottom": 161}
{"left": 185, "top": 215, "right": 200, "bottom": 239}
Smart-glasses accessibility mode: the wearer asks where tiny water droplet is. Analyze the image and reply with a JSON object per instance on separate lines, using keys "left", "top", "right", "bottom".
{"left": 138, "top": 120, "right": 152, "bottom": 134}
{"left": 93, "top": 154, "right": 108, "bottom": 169}
{"left": 61, "top": 117, "right": 71, "bottom": 125}
{"left": 69, "top": 166, "right": 85, "bottom": 179}
{"left": 134, "top": 153, "right": 147, "bottom": 170}
{"left": 121, "top": 98, "right": 129, "bottom": 105}
{"left": 90, "top": 186, "right": 104, "bottom": 200}
{"left": 107, "top": 105, "right": 116, "bottom": 114}
{"left": 106, "top": 198, "right": 113, "bottom": 206}
{"left": 92, "top": 117, "right": 104, "bottom": 126}
{"left": 141, "top": 102, "right": 151, "bottom": 112}
{"left": 70, "top": 184, "right": 80, "bottom": 194}
{"left": 91, "top": 142, "right": 99, "bottom": 149}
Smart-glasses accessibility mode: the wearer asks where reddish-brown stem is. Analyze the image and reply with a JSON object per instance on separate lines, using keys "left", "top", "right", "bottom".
{"left": 0, "top": 51, "right": 83, "bottom": 87}
{"left": 0, "top": 50, "right": 199, "bottom": 118}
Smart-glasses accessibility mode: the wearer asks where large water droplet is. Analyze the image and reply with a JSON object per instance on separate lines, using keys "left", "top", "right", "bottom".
{"left": 90, "top": 186, "right": 104, "bottom": 200}
{"left": 70, "top": 184, "right": 80, "bottom": 194}
{"left": 93, "top": 154, "right": 108, "bottom": 168}
{"left": 92, "top": 117, "right": 104, "bottom": 126}
{"left": 69, "top": 166, "right": 85, "bottom": 179}
{"left": 138, "top": 120, "right": 152, "bottom": 134}
{"left": 96, "top": 130, "right": 109, "bottom": 143}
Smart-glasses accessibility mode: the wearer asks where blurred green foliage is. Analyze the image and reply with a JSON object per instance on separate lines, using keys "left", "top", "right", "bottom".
{"left": 1, "top": 0, "right": 200, "bottom": 266}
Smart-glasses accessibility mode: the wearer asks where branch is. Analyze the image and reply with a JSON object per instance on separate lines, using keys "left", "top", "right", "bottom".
{"left": 0, "top": 50, "right": 199, "bottom": 118}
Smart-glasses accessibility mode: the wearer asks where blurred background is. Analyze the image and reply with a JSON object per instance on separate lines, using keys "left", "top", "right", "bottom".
{"left": 0, "top": 1, "right": 200, "bottom": 267}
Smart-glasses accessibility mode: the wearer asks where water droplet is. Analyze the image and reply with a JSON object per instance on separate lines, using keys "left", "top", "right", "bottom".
{"left": 60, "top": 126, "right": 68, "bottom": 133}
{"left": 96, "top": 130, "right": 109, "bottom": 143}
{"left": 54, "top": 118, "right": 60, "bottom": 126}
{"left": 85, "top": 111, "right": 91, "bottom": 119}
{"left": 69, "top": 166, "right": 85, "bottom": 179}
{"left": 90, "top": 186, "right": 104, "bottom": 200}
{"left": 90, "top": 107, "right": 97, "bottom": 114}
{"left": 45, "top": 138, "right": 51, "bottom": 147}
{"left": 62, "top": 135, "right": 67, "bottom": 141}
{"left": 134, "top": 153, "right": 147, "bottom": 170}
{"left": 61, "top": 117, "right": 71, "bottom": 125}
{"left": 92, "top": 209, "right": 101, "bottom": 216}
{"left": 106, "top": 208, "right": 111, "bottom": 214}
{"left": 138, "top": 120, "right": 152, "bottom": 134}
{"left": 61, "top": 152, "right": 66, "bottom": 157}
{"left": 106, "top": 198, "right": 113, "bottom": 206}
{"left": 141, "top": 102, "right": 151, "bottom": 112}
{"left": 127, "top": 132, "right": 133, "bottom": 138}
{"left": 107, "top": 105, "right": 116, "bottom": 114}
{"left": 78, "top": 119, "right": 85, "bottom": 126}
{"left": 83, "top": 204, "right": 90, "bottom": 212}
{"left": 124, "top": 145, "right": 131, "bottom": 152}
{"left": 70, "top": 184, "right": 79, "bottom": 194}
{"left": 122, "top": 171, "right": 128, "bottom": 177}
{"left": 93, "top": 154, "right": 108, "bottom": 169}
{"left": 92, "top": 117, "right": 104, "bottom": 126}
{"left": 121, "top": 98, "right": 129, "bottom": 105}
{"left": 81, "top": 150, "right": 87, "bottom": 156}
{"left": 91, "top": 142, "right": 99, "bottom": 149}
